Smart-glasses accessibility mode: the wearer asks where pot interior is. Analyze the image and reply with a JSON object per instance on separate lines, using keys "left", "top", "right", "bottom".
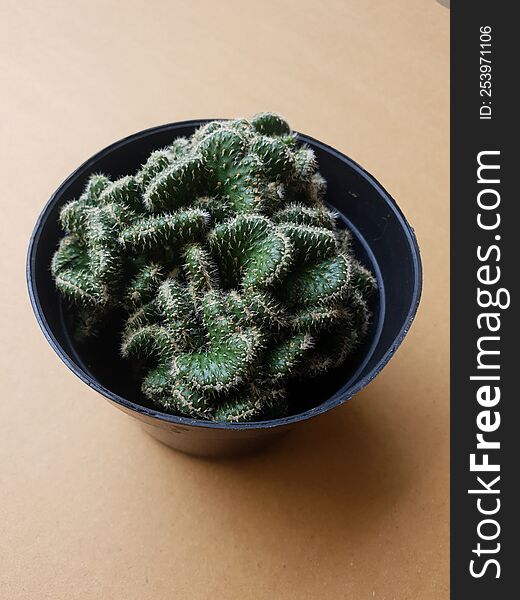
{"left": 28, "top": 121, "right": 420, "bottom": 424}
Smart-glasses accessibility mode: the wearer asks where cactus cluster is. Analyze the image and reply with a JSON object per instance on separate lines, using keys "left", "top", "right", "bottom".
{"left": 52, "top": 113, "right": 376, "bottom": 422}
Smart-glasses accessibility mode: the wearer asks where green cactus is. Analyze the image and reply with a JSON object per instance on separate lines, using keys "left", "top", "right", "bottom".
{"left": 52, "top": 113, "right": 377, "bottom": 422}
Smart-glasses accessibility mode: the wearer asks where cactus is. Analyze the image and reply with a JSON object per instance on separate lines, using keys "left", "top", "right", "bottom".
{"left": 52, "top": 113, "right": 376, "bottom": 422}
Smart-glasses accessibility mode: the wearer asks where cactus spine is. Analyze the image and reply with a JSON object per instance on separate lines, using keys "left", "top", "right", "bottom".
{"left": 52, "top": 113, "right": 376, "bottom": 422}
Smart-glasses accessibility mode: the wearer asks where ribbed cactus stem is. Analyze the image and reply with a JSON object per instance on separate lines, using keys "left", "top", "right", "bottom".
{"left": 52, "top": 113, "right": 377, "bottom": 422}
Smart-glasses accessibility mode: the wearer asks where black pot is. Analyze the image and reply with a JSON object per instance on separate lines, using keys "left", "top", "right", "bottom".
{"left": 27, "top": 120, "right": 422, "bottom": 458}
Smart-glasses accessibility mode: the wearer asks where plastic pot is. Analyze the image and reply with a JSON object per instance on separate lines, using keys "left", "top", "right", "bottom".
{"left": 27, "top": 120, "right": 422, "bottom": 457}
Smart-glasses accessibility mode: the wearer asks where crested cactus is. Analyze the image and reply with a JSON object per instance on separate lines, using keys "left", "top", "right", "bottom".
{"left": 52, "top": 113, "right": 377, "bottom": 422}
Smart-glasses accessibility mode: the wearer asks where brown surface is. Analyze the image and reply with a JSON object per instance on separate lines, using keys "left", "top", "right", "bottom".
{"left": 0, "top": 1, "right": 449, "bottom": 598}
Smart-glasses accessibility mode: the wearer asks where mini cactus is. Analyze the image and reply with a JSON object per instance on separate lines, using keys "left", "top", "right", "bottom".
{"left": 52, "top": 113, "right": 377, "bottom": 422}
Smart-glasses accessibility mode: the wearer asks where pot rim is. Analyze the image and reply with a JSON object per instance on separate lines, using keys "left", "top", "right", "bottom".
{"left": 27, "top": 119, "right": 423, "bottom": 431}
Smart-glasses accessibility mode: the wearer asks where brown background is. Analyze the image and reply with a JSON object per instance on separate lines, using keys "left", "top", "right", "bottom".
{"left": 0, "top": 1, "right": 449, "bottom": 598}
